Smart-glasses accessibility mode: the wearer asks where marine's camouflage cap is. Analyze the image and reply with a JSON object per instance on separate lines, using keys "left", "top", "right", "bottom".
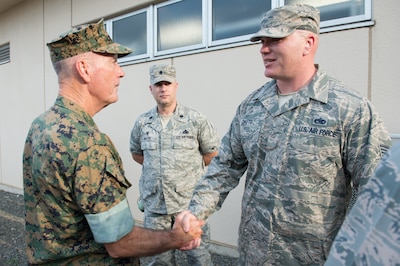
{"left": 250, "top": 4, "right": 320, "bottom": 42}
{"left": 150, "top": 64, "right": 176, "bottom": 85}
{"left": 47, "top": 19, "right": 132, "bottom": 63}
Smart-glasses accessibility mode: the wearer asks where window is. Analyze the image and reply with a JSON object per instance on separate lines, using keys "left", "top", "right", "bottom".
{"left": 283, "top": 0, "right": 371, "bottom": 28}
{"left": 108, "top": 0, "right": 372, "bottom": 64}
{"left": 0, "top": 43, "right": 10, "bottom": 65}
{"left": 211, "top": 0, "right": 270, "bottom": 45}
{"left": 108, "top": 8, "right": 150, "bottom": 62}
{"left": 155, "top": 0, "right": 203, "bottom": 55}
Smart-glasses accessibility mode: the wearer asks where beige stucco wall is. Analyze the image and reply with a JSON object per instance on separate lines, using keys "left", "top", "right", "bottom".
{"left": 1, "top": 0, "right": 399, "bottom": 253}
{"left": 0, "top": 0, "right": 45, "bottom": 191}
{"left": 370, "top": 1, "right": 400, "bottom": 134}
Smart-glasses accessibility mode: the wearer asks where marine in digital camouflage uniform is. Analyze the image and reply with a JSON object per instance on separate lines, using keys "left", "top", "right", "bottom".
{"left": 22, "top": 19, "right": 137, "bottom": 265}
{"left": 325, "top": 143, "right": 400, "bottom": 266}
{"left": 23, "top": 97, "right": 137, "bottom": 265}
{"left": 187, "top": 4, "right": 392, "bottom": 265}
{"left": 130, "top": 65, "right": 219, "bottom": 265}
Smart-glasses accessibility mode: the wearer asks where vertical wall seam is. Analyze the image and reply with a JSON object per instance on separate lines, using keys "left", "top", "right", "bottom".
{"left": 367, "top": 26, "right": 373, "bottom": 100}
{"left": 43, "top": 0, "right": 46, "bottom": 111}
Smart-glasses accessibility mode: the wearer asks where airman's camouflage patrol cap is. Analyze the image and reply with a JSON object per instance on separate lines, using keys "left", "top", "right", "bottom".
{"left": 47, "top": 18, "right": 132, "bottom": 63}
{"left": 150, "top": 64, "right": 176, "bottom": 85}
{"left": 250, "top": 4, "right": 320, "bottom": 42}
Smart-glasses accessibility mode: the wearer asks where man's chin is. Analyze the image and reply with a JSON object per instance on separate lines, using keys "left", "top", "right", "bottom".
{"left": 264, "top": 71, "right": 275, "bottom": 79}
{"left": 104, "top": 97, "right": 118, "bottom": 107}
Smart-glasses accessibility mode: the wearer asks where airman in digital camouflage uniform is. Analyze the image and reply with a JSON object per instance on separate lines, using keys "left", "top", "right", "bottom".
{"left": 23, "top": 19, "right": 203, "bottom": 265}
{"left": 130, "top": 64, "right": 219, "bottom": 266}
{"left": 325, "top": 143, "right": 400, "bottom": 266}
{"left": 182, "top": 4, "right": 392, "bottom": 265}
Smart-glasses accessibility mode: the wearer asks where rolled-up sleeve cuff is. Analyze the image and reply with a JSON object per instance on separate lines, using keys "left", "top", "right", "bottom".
{"left": 85, "top": 198, "right": 134, "bottom": 243}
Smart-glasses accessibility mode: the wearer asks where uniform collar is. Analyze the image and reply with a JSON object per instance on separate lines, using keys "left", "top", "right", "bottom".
{"left": 54, "top": 96, "right": 96, "bottom": 128}
{"left": 146, "top": 102, "right": 188, "bottom": 124}
{"left": 256, "top": 65, "right": 330, "bottom": 116}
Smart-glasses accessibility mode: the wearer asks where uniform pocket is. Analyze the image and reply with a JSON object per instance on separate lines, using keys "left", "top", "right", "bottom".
{"left": 141, "top": 140, "right": 157, "bottom": 150}
{"left": 173, "top": 134, "right": 198, "bottom": 149}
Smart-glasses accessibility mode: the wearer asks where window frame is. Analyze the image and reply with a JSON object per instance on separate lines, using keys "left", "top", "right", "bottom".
{"left": 279, "top": 0, "right": 372, "bottom": 29}
{"left": 153, "top": 0, "right": 207, "bottom": 57}
{"left": 106, "top": 7, "right": 152, "bottom": 63}
{"left": 208, "top": 0, "right": 272, "bottom": 46}
{"left": 107, "top": 0, "right": 373, "bottom": 65}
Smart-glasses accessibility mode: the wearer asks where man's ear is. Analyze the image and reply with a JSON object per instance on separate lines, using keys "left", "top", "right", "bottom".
{"left": 304, "top": 34, "right": 316, "bottom": 56}
{"left": 75, "top": 59, "right": 92, "bottom": 83}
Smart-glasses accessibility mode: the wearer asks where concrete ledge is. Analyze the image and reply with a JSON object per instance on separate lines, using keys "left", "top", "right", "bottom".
{"left": 209, "top": 241, "right": 239, "bottom": 258}
{"left": 0, "top": 184, "right": 23, "bottom": 195}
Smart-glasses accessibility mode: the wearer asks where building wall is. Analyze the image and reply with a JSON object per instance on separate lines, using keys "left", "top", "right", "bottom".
{"left": 1, "top": 0, "right": 399, "bottom": 255}
{"left": 0, "top": 0, "right": 45, "bottom": 192}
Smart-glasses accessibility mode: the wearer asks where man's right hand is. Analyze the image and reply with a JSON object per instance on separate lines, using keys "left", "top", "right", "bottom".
{"left": 172, "top": 210, "right": 204, "bottom": 250}
{"left": 104, "top": 210, "right": 205, "bottom": 258}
